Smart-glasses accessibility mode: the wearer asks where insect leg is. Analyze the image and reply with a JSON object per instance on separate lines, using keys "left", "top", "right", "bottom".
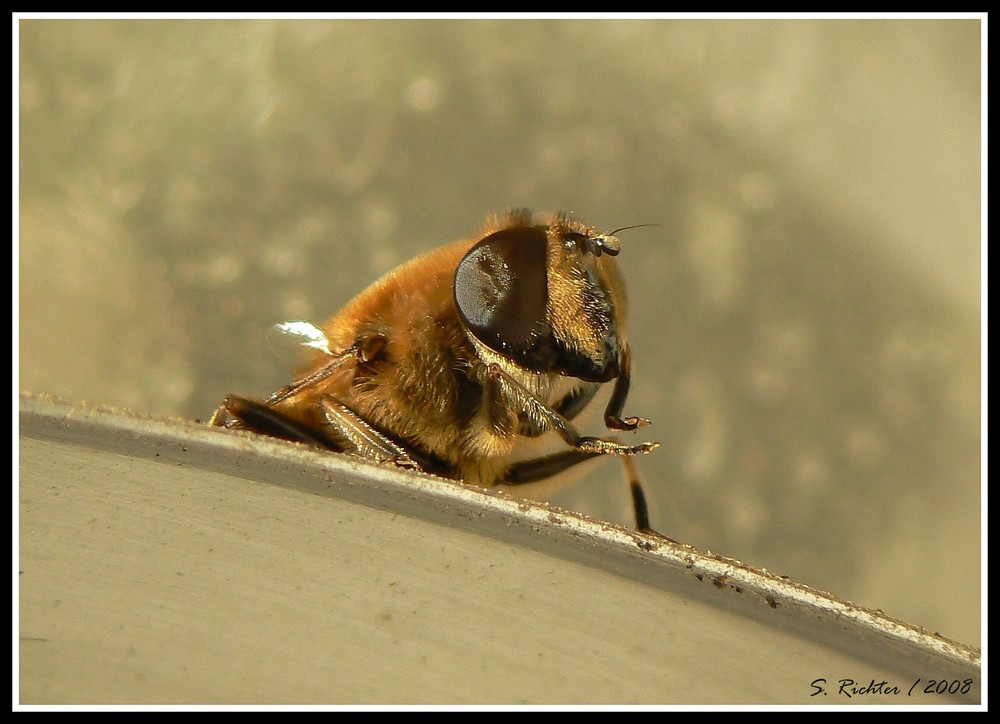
{"left": 485, "top": 363, "right": 659, "bottom": 456}
{"left": 211, "top": 395, "right": 349, "bottom": 451}
{"left": 207, "top": 339, "right": 361, "bottom": 447}
{"left": 503, "top": 449, "right": 602, "bottom": 483}
{"left": 502, "top": 446, "right": 665, "bottom": 535}
{"left": 213, "top": 394, "right": 452, "bottom": 476}
{"left": 264, "top": 344, "right": 360, "bottom": 406}
{"left": 621, "top": 455, "right": 657, "bottom": 534}
{"left": 552, "top": 382, "right": 599, "bottom": 422}
{"left": 315, "top": 396, "right": 420, "bottom": 470}
{"left": 603, "top": 343, "right": 651, "bottom": 431}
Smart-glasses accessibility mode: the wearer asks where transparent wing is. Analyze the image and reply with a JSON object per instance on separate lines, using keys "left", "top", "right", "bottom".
{"left": 267, "top": 320, "right": 334, "bottom": 363}
{"left": 264, "top": 320, "right": 356, "bottom": 406}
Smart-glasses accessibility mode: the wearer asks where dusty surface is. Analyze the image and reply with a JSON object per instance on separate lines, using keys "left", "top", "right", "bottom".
{"left": 18, "top": 395, "right": 980, "bottom": 704}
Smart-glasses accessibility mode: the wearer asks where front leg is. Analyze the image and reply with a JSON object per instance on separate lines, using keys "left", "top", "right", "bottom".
{"left": 485, "top": 363, "right": 658, "bottom": 457}
{"left": 604, "top": 342, "right": 651, "bottom": 431}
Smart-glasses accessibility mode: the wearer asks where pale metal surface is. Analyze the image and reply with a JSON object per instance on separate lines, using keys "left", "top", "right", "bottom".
{"left": 17, "top": 395, "right": 981, "bottom": 705}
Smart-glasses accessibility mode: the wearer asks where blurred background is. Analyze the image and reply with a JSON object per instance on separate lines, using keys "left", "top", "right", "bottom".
{"left": 18, "top": 18, "right": 981, "bottom": 646}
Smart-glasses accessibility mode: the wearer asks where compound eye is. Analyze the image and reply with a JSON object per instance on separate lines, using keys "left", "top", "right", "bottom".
{"left": 454, "top": 226, "right": 549, "bottom": 356}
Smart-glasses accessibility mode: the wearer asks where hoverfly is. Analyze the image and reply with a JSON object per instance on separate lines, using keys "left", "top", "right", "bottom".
{"left": 210, "top": 210, "right": 659, "bottom": 530}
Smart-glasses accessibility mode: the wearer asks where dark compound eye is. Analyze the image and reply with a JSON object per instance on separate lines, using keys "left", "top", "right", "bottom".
{"left": 454, "top": 225, "right": 550, "bottom": 358}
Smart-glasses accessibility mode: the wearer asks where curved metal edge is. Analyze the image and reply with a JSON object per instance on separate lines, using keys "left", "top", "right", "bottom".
{"left": 18, "top": 392, "right": 981, "bottom": 688}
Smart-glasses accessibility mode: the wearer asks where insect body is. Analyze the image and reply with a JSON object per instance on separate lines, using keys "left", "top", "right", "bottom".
{"left": 210, "top": 210, "right": 659, "bottom": 529}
